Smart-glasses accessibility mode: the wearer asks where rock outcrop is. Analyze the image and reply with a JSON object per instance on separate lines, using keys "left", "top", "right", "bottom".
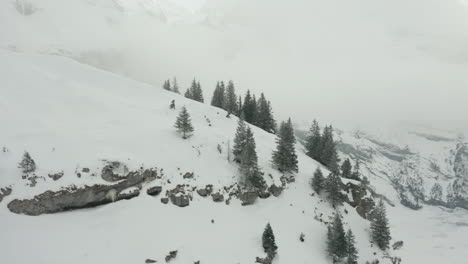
{"left": 268, "top": 184, "right": 283, "bottom": 197}
{"left": 147, "top": 186, "right": 162, "bottom": 196}
{"left": 239, "top": 191, "right": 258, "bottom": 206}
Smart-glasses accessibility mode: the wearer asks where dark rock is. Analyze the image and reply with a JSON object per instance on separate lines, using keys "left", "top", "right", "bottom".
{"left": 8, "top": 171, "right": 155, "bottom": 216}
{"left": 169, "top": 194, "right": 190, "bottom": 207}
{"left": 299, "top": 233, "right": 305, "bottom": 242}
{"left": 196, "top": 185, "right": 213, "bottom": 197}
{"left": 76, "top": 173, "right": 81, "bottom": 178}
{"left": 194, "top": 261, "right": 200, "bottom": 264}
{"left": 143, "top": 169, "right": 159, "bottom": 180}
{"left": 268, "top": 184, "right": 283, "bottom": 197}
{"left": 48, "top": 171, "right": 64, "bottom": 181}
{"left": 117, "top": 188, "right": 140, "bottom": 200}
{"left": 0, "top": 187, "right": 12, "bottom": 203}
{"left": 258, "top": 191, "right": 271, "bottom": 199}
{"left": 392, "top": 241, "right": 404, "bottom": 250}
{"left": 211, "top": 192, "right": 224, "bottom": 202}
{"left": 145, "top": 259, "right": 157, "bottom": 263}
{"left": 101, "top": 161, "right": 129, "bottom": 182}
{"left": 165, "top": 250, "right": 177, "bottom": 262}
{"left": 183, "top": 172, "right": 194, "bottom": 179}
{"left": 147, "top": 186, "right": 162, "bottom": 196}
{"left": 82, "top": 168, "right": 90, "bottom": 173}
{"left": 239, "top": 192, "right": 258, "bottom": 206}
{"left": 161, "top": 197, "right": 169, "bottom": 204}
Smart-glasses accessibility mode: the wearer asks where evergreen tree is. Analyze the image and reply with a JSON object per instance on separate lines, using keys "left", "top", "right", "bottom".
{"left": 163, "top": 79, "right": 171, "bottom": 91}
{"left": 327, "top": 213, "right": 347, "bottom": 262}
{"left": 224, "top": 80, "right": 238, "bottom": 115}
{"left": 430, "top": 183, "right": 443, "bottom": 201}
{"left": 211, "top": 81, "right": 225, "bottom": 108}
{"left": 185, "top": 79, "right": 204, "bottom": 103}
{"left": 237, "top": 95, "right": 243, "bottom": 117}
{"left": 321, "top": 125, "right": 340, "bottom": 174}
{"left": 345, "top": 229, "right": 358, "bottom": 264}
{"left": 243, "top": 90, "right": 257, "bottom": 124}
{"left": 341, "top": 158, "right": 352, "bottom": 179}
{"left": 256, "top": 93, "right": 277, "bottom": 133}
{"left": 305, "top": 119, "right": 321, "bottom": 160}
{"left": 233, "top": 116, "right": 247, "bottom": 163}
{"left": 311, "top": 167, "right": 325, "bottom": 194}
{"left": 172, "top": 77, "right": 180, "bottom": 94}
{"left": 18, "top": 151, "right": 36, "bottom": 174}
{"left": 351, "top": 160, "right": 361, "bottom": 180}
{"left": 262, "top": 223, "right": 278, "bottom": 255}
{"left": 325, "top": 172, "right": 345, "bottom": 207}
{"left": 371, "top": 200, "right": 392, "bottom": 250}
{"left": 272, "top": 118, "right": 298, "bottom": 173}
{"left": 240, "top": 128, "right": 265, "bottom": 190}
{"left": 174, "top": 106, "right": 194, "bottom": 139}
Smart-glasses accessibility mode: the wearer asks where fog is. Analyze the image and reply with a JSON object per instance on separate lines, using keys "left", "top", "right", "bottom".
{"left": 2, "top": 0, "right": 468, "bottom": 132}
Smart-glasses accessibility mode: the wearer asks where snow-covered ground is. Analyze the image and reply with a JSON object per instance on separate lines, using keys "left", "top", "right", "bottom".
{"left": 1, "top": 50, "right": 468, "bottom": 264}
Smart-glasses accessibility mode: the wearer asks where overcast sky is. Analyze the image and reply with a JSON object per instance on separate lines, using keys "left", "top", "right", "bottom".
{"left": 3, "top": 0, "right": 468, "bottom": 133}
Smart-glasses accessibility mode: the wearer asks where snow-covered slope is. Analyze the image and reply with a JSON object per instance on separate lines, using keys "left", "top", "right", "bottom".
{"left": 1, "top": 50, "right": 468, "bottom": 264}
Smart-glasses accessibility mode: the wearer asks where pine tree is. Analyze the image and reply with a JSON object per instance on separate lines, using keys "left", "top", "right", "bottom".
{"left": 262, "top": 223, "right": 278, "bottom": 255}
{"left": 305, "top": 119, "right": 321, "bottom": 160}
{"left": 185, "top": 79, "right": 204, "bottom": 103}
{"left": 195, "top": 81, "right": 204, "bottom": 103}
{"left": 18, "top": 151, "right": 36, "bottom": 175}
{"left": 321, "top": 125, "right": 340, "bottom": 174}
{"left": 240, "top": 128, "right": 265, "bottom": 190}
{"left": 430, "top": 183, "right": 443, "bottom": 201}
{"left": 327, "top": 213, "right": 347, "bottom": 262}
{"left": 325, "top": 172, "right": 345, "bottom": 207}
{"left": 311, "top": 167, "right": 325, "bottom": 194}
{"left": 345, "top": 229, "right": 358, "bottom": 264}
{"left": 272, "top": 118, "right": 298, "bottom": 173}
{"left": 172, "top": 77, "right": 180, "bottom": 94}
{"left": 237, "top": 95, "right": 243, "bottom": 117}
{"left": 371, "top": 200, "right": 392, "bottom": 250}
{"left": 174, "top": 106, "right": 194, "bottom": 139}
{"left": 211, "top": 81, "right": 225, "bottom": 108}
{"left": 233, "top": 116, "right": 247, "bottom": 163}
{"left": 341, "top": 158, "right": 352, "bottom": 179}
{"left": 351, "top": 160, "right": 361, "bottom": 180}
{"left": 163, "top": 79, "right": 171, "bottom": 91}
{"left": 256, "top": 93, "right": 276, "bottom": 133}
{"left": 243, "top": 90, "right": 257, "bottom": 124}
{"left": 224, "top": 80, "right": 237, "bottom": 115}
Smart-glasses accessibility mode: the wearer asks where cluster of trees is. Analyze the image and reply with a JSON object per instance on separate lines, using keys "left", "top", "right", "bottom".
{"left": 233, "top": 118, "right": 266, "bottom": 190}
{"left": 211, "top": 81, "right": 277, "bottom": 133}
{"left": 184, "top": 79, "right": 204, "bottom": 103}
{"left": 162, "top": 78, "right": 180, "bottom": 94}
{"left": 327, "top": 213, "right": 358, "bottom": 264}
{"left": 305, "top": 120, "right": 339, "bottom": 173}
{"left": 311, "top": 168, "right": 346, "bottom": 207}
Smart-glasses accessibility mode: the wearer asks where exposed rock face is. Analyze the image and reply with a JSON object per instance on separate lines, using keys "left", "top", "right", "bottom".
{"left": 169, "top": 194, "right": 190, "bottom": 207}
{"left": 239, "top": 192, "right": 258, "bottom": 206}
{"left": 268, "top": 184, "right": 283, "bottom": 197}
{"left": 117, "top": 188, "right": 140, "bottom": 200}
{"left": 101, "top": 161, "right": 129, "bottom": 182}
{"left": 48, "top": 171, "right": 64, "bottom": 181}
{"left": 8, "top": 170, "right": 155, "bottom": 216}
{"left": 147, "top": 186, "right": 162, "bottom": 196}
{"left": 0, "top": 187, "right": 12, "bottom": 203}
{"left": 211, "top": 192, "right": 224, "bottom": 202}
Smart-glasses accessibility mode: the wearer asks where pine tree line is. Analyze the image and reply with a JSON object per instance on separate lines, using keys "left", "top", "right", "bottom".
{"left": 327, "top": 213, "right": 359, "bottom": 264}
{"left": 305, "top": 120, "right": 339, "bottom": 173}
{"left": 162, "top": 78, "right": 180, "bottom": 94}
{"left": 185, "top": 79, "right": 204, "bottom": 103}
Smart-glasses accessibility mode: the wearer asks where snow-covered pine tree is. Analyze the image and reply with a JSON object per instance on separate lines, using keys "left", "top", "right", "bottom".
{"left": 371, "top": 200, "right": 392, "bottom": 250}
{"left": 345, "top": 229, "right": 358, "bottom": 264}
{"left": 311, "top": 167, "right": 325, "bottom": 194}
{"left": 305, "top": 119, "right": 321, "bottom": 161}
{"left": 18, "top": 151, "right": 36, "bottom": 175}
{"left": 174, "top": 106, "right": 194, "bottom": 139}
{"left": 430, "top": 183, "right": 443, "bottom": 201}
{"left": 233, "top": 116, "right": 247, "bottom": 163}
{"left": 172, "top": 77, "right": 180, "bottom": 94}
{"left": 224, "top": 80, "right": 238, "bottom": 115}
{"left": 262, "top": 223, "right": 278, "bottom": 255}
{"left": 272, "top": 118, "right": 298, "bottom": 173}
{"left": 163, "top": 79, "right": 171, "bottom": 91}
{"left": 325, "top": 172, "right": 345, "bottom": 207}
{"left": 327, "top": 213, "right": 347, "bottom": 263}
{"left": 240, "top": 127, "right": 265, "bottom": 190}
{"left": 341, "top": 158, "right": 352, "bottom": 179}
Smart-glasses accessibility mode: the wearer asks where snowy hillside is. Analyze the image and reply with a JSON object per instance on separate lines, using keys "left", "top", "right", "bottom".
{"left": 1, "top": 50, "right": 467, "bottom": 264}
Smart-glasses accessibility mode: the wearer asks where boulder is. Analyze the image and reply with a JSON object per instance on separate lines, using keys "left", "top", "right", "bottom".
{"left": 147, "top": 186, "right": 162, "bottom": 196}
{"left": 161, "top": 197, "right": 169, "bottom": 204}
{"left": 101, "top": 161, "right": 129, "bottom": 182}
{"left": 0, "top": 187, "right": 12, "bottom": 203}
{"left": 165, "top": 250, "right": 177, "bottom": 262}
{"left": 117, "top": 188, "right": 140, "bottom": 200}
{"left": 145, "top": 259, "right": 157, "bottom": 263}
{"left": 392, "top": 241, "right": 404, "bottom": 250}
{"left": 82, "top": 168, "right": 90, "bottom": 173}
{"left": 142, "top": 169, "right": 159, "bottom": 180}
{"left": 258, "top": 191, "right": 271, "bottom": 199}
{"left": 183, "top": 172, "right": 194, "bottom": 179}
{"left": 197, "top": 185, "right": 213, "bottom": 197}
{"left": 268, "top": 184, "right": 283, "bottom": 197}
{"left": 240, "top": 192, "right": 258, "bottom": 206}
{"left": 48, "top": 172, "right": 64, "bottom": 181}
{"left": 211, "top": 192, "right": 224, "bottom": 202}
{"left": 169, "top": 194, "right": 190, "bottom": 207}
{"left": 8, "top": 170, "right": 155, "bottom": 216}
